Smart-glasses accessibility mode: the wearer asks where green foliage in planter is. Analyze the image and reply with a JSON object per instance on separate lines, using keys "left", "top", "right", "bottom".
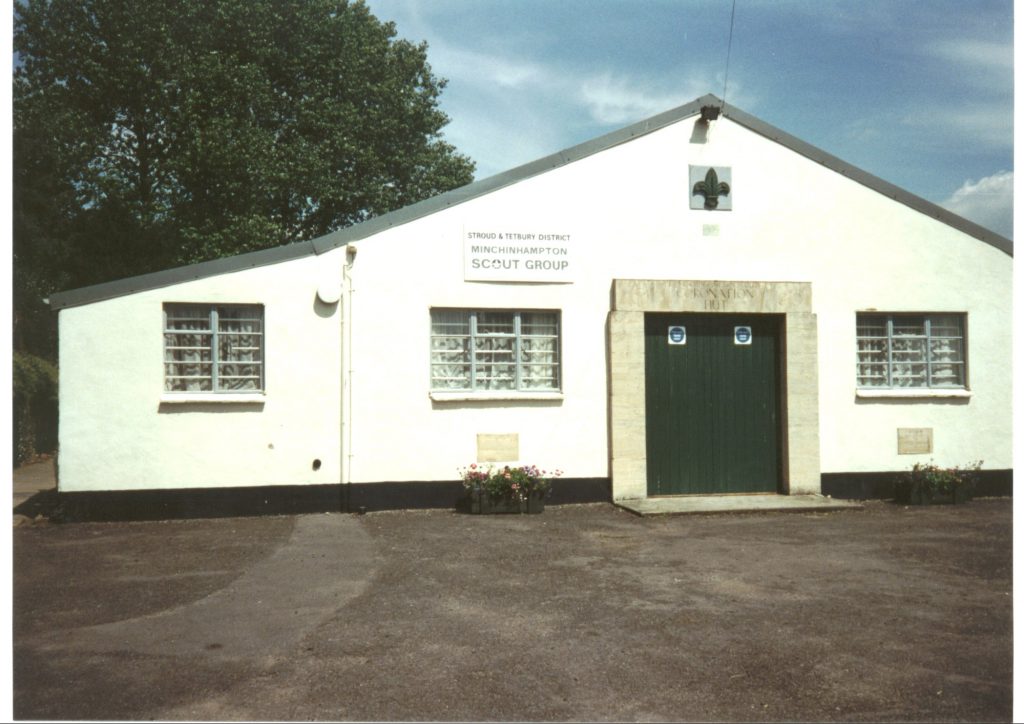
{"left": 894, "top": 460, "right": 983, "bottom": 503}
{"left": 459, "top": 464, "right": 562, "bottom": 503}
{"left": 13, "top": 351, "right": 59, "bottom": 465}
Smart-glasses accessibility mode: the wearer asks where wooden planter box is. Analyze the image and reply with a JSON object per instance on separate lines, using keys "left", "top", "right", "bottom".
{"left": 467, "top": 489, "right": 546, "bottom": 514}
{"left": 895, "top": 483, "right": 974, "bottom": 506}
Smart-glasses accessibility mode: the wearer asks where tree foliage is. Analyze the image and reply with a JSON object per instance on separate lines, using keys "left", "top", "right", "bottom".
{"left": 14, "top": 0, "right": 475, "bottom": 357}
{"left": 13, "top": 351, "right": 59, "bottom": 465}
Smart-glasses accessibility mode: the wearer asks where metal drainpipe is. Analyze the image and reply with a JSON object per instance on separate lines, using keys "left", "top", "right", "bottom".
{"left": 341, "top": 245, "right": 356, "bottom": 510}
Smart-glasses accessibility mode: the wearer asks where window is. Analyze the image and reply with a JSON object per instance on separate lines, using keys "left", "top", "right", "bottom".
{"left": 431, "top": 309, "right": 560, "bottom": 392}
{"left": 856, "top": 313, "right": 965, "bottom": 389}
{"left": 164, "top": 304, "right": 264, "bottom": 392}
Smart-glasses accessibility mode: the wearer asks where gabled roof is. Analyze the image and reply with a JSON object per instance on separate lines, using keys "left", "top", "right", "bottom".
{"left": 49, "top": 94, "right": 1012, "bottom": 311}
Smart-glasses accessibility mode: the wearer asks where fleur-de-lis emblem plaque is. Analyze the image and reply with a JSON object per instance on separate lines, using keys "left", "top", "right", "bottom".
{"left": 692, "top": 167, "right": 731, "bottom": 209}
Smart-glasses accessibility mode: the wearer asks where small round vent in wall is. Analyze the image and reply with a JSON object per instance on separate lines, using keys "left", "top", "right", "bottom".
{"left": 316, "top": 281, "right": 341, "bottom": 304}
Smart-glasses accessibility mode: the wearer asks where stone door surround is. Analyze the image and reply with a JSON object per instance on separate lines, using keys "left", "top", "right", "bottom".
{"left": 608, "top": 279, "right": 820, "bottom": 500}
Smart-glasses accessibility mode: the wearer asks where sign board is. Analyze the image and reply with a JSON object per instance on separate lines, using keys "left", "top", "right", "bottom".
{"left": 464, "top": 230, "right": 573, "bottom": 283}
{"left": 897, "top": 428, "right": 933, "bottom": 455}
{"left": 477, "top": 433, "right": 520, "bottom": 462}
{"left": 667, "top": 326, "right": 687, "bottom": 345}
{"left": 734, "top": 326, "right": 752, "bottom": 345}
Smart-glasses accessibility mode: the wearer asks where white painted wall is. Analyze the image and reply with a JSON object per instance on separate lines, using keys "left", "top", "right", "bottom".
{"left": 344, "top": 116, "right": 1010, "bottom": 482}
{"left": 58, "top": 252, "right": 346, "bottom": 491}
{"left": 58, "top": 112, "right": 1012, "bottom": 492}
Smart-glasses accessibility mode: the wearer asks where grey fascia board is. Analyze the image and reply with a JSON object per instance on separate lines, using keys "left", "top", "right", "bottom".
{"left": 48, "top": 240, "right": 318, "bottom": 311}
{"left": 720, "top": 103, "right": 1013, "bottom": 257}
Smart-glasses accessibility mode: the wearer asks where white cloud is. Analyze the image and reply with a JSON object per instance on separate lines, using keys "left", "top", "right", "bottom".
{"left": 432, "top": 45, "right": 742, "bottom": 178}
{"left": 899, "top": 107, "right": 1013, "bottom": 153}
{"left": 927, "top": 39, "right": 1013, "bottom": 73}
{"left": 940, "top": 171, "right": 1013, "bottom": 239}
{"left": 367, "top": 0, "right": 760, "bottom": 179}
{"left": 578, "top": 74, "right": 695, "bottom": 126}
{"left": 445, "top": 68, "right": 744, "bottom": 179}
{"left": 577, "top": 73, "right": 753, "bottom": 127}
{"left": 429, "top": 44, "right": 546, "bottom": 91}
{"left": 441, "top": 107, "right": 566, "bottom": 180}
{"left": 918, "top": 40, "right": 1014, "bottom": 104}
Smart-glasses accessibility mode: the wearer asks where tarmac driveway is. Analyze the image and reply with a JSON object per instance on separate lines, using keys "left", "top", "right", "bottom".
{"left": 13, "top": 500, "right": 1012, "bottom": 722}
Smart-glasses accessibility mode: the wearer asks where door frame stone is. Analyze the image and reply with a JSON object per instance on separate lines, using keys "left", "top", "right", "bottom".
{"left": 608, "top": 279, "right": 820, "bottom": 500}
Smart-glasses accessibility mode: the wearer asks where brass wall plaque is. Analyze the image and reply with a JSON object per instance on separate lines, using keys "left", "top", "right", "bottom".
{"left": 897, "top": 428, "right": 933, "bottom": 455}
{"left": 477, "top": 433, "right": 520, "bottom": 462}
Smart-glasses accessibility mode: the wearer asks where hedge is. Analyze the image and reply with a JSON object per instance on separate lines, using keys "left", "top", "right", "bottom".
{"left": 13, "top": 351, "right": 58, "bottom": 466}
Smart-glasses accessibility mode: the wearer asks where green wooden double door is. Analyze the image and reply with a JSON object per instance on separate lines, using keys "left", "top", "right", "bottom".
{"left": 645, "top": 313, "right": 782, "bottom": 496}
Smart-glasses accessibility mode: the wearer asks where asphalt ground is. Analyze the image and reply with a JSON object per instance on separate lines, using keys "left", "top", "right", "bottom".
{"left": 12, "top": 457, "right": 55, "bottom": 514}
{"left": 11, "top": 487, "right": 1013, "bottom": 722}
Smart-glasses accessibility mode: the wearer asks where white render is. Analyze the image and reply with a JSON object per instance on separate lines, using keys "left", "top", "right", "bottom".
{"left": 58, "top": 254, "right": 346, "bottom": 491}
{"left": 54, "top": 101, "right": 1012, "bottom": 495}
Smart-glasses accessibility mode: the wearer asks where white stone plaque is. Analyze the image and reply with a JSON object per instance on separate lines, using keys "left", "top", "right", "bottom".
{"left": 897, "top": 428, "right": 933, "bottom": 455}
{"left": 477, "top": 433, "right": 520, "bottom": 462}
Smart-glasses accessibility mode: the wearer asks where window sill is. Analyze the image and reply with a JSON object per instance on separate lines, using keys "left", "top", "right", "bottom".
{"left": 856, "top": 388, "right": 971, "bottom": 399}
{"left": 160, "top": 393, "right": 266, "bottom": 404}
{"left": 429, "top": 391, "right": 564, "bottom": 402}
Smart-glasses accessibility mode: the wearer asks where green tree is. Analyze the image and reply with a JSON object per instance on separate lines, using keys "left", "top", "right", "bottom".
{"left": 14, "top": 0, "right": 475, "bottom": 358}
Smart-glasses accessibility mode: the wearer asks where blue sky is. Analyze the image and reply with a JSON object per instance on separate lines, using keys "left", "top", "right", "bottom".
{"left": 365, "top": 0, "right": 1014, "bottom": 239}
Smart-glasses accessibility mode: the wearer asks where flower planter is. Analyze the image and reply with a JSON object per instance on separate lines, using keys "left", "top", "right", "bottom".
{"left": 467, "top": 489, "right": 546, "bottom": 515}
{"left": 894, "top": 461, "right": 982, "bottom": 506}
{"left": 896, "top": 483, "right": 974, "bottom": 506}
{"left": 459, "top": 464, "right": 560, "bottom": 515}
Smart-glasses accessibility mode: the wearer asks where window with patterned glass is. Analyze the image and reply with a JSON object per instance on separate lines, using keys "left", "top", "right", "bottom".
{"left": 164, "top": 304, "right": 264, "bottom": 392}
{"left": 430, "top": 309, "right": 560, "bottom": 392}
{"left": 856, "top": 313, "right": 965, "bottom": 389}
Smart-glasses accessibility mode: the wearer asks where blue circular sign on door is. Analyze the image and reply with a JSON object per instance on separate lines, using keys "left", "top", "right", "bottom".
{"left": 668, "top": 326, "right": 686, "bottom": 345}
{"left": 734, "top": 326, "right": 752, "bottom": 345}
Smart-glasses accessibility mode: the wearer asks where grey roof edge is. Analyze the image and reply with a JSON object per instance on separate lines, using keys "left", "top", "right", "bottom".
{"left": 720, "top": 102, "right": 1013, "bottom": 257}
{"left": 48, "top": 240, "right": 319, "bottom": 311}
{"left": 49, "top": 92, "right": 1011, "bottom": 310}
{"left": 308, "top": 95, "right": 716, "bottom": 253}
{"left": 50, "top": 95, "right": 713, "bottom": 311}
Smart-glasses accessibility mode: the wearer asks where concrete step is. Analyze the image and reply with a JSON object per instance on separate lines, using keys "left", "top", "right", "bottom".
{"left": 615, "top": 494, "right": 862, "bottom": 517}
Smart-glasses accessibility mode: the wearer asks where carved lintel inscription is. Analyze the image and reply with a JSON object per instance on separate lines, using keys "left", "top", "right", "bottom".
{"left": 688, "top": 284, "right": 759, "bottom": 311}
{"left": 898, "top": 428, "right": 933, "bottom": 455}
{"left": 612, "top": 279, "right": 812, "bottom": 314}
{"left": 477, "top": 433, "right": 520, "bottom": 462}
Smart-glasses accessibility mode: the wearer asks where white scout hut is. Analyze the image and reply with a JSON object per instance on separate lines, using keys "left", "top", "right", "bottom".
{"left": 50, "top": 94, "right": 1013, "bottom": 512}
